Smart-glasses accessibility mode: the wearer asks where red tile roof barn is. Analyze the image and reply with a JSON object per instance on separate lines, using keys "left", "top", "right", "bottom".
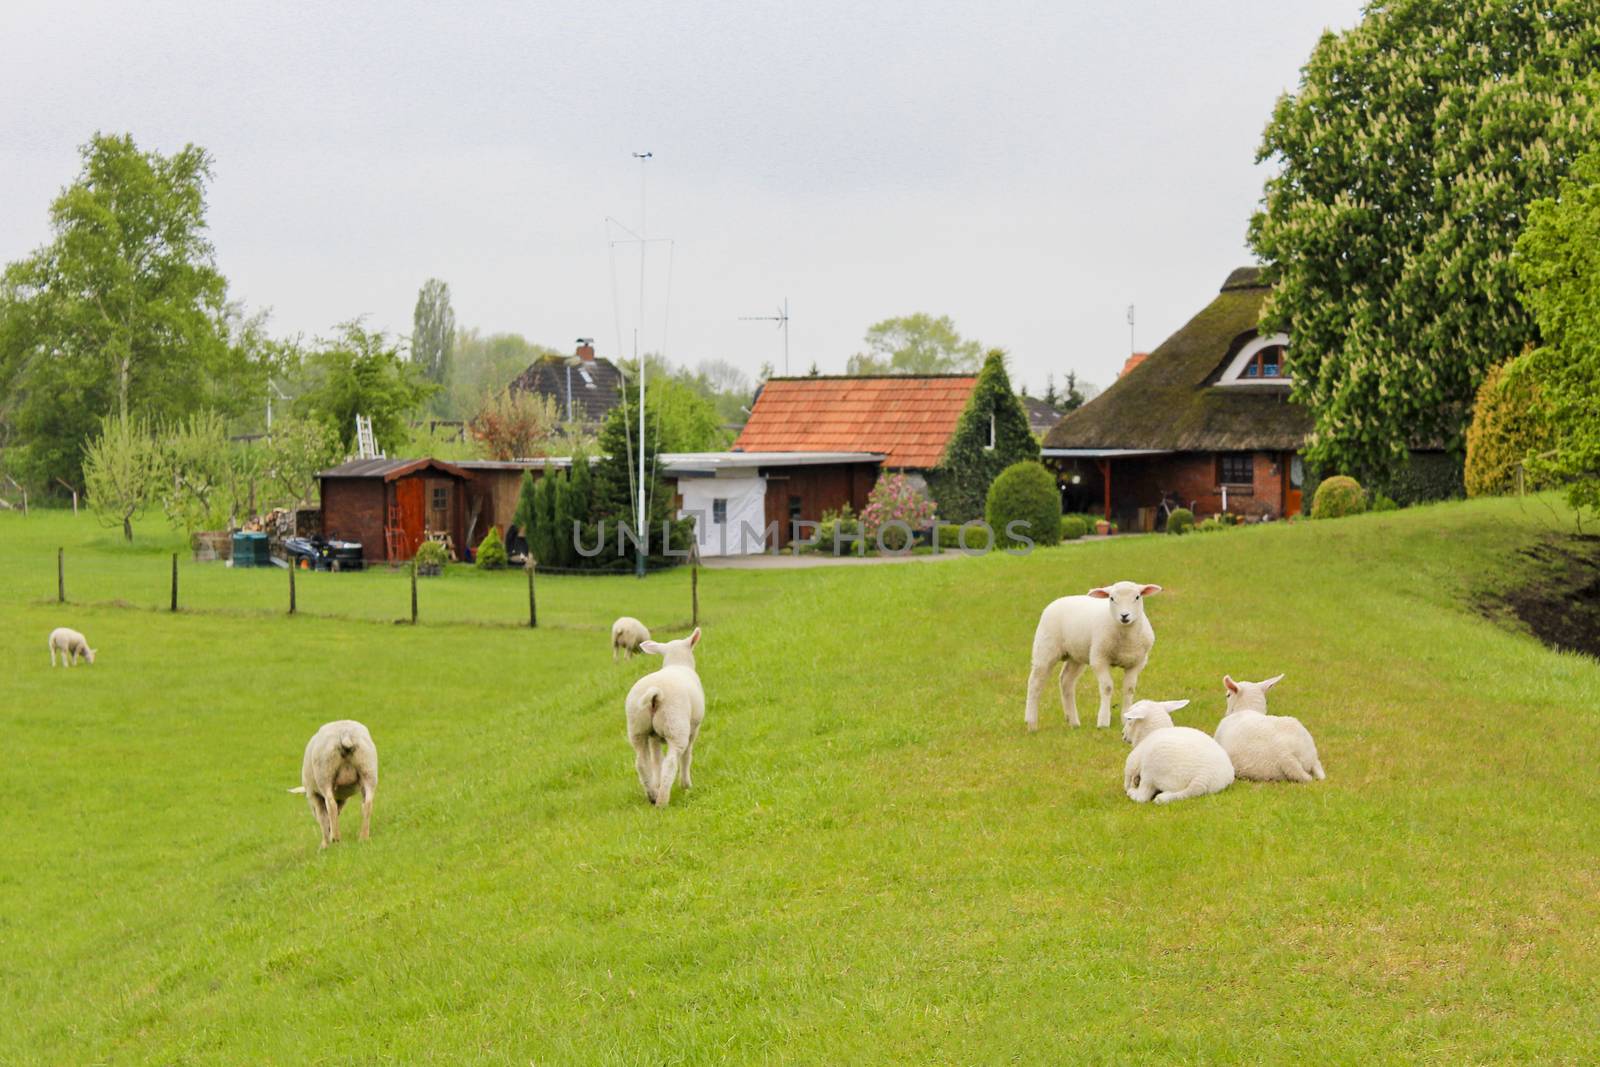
{"left": 733, "top": 375, "right": 978, "bottom": 469}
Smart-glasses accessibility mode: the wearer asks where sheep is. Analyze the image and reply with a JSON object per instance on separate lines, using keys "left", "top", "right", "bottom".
{"left": 1213, "top": 674, "right": 1325, "bottom": 782}
{"left": 47, "top": 627, "right": 96, "bottom": 667}
{"left": 287, "top": 720, "right": 379, "bottom": 848}
{"left": 1025, "top": 580, "right": 1161, "bottom": 730}
{"left": 612, "top": 616, "right": 652, "bottom": 662}
{"left": 1121, "top": 698, "right": 1234, "bottom": 804}
{"left": 624, "top": 627, "right": 704, "bottom": 808}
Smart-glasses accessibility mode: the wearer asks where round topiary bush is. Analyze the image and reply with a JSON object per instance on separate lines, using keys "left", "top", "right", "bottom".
{"left": 1311, "top": 475, "right": 1366, "bottom": 519}
{"left": 413, "top": 539, "right": 449, "bottom": 576}
{"left": 1060, "top": 514, "right": 1087, "bottom": 541}
{"left": 1166, "top": 507, "right": 1195, "bottom": 535}
{"left": 475, "top": 526, "right": 508, "bottom": 570}
{"left": 986, "top": 461, "right": 1062, "bottom": 548}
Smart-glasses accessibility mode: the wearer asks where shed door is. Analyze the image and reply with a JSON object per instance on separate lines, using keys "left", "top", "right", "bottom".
{"left": 426, "top": 478, "right": 452, "bottom": 533}
{"left": 394, "top": 478, "right": 426, "bottom": 558}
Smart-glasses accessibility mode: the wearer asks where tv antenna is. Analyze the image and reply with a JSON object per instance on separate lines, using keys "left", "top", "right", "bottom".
{"left": 1126, "top": 303, "right": 1136, "bottom": 354}
{"left": 740, "top": 297, "right": 790, "bottom": 375}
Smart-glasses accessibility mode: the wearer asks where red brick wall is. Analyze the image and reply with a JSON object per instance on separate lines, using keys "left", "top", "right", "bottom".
{"left": 1049, "top": 451, "right": 1293, "bottom": 528}
{"left": 321, "top": 478, "right": 387, "bottom": 560}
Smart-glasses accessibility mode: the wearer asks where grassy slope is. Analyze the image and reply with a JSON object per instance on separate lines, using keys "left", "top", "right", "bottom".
{"left": 1, "top": 499, "right": 1597, "bottom": 1065}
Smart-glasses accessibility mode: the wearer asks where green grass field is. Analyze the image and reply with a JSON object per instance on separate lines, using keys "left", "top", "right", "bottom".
{"left": 3, "top": 498, "right": 1598, "bottom": 1064}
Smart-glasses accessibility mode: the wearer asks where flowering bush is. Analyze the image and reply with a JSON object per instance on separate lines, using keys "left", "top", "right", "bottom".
{"left": 861, "top": 473, "right": 937, "bottom": 551}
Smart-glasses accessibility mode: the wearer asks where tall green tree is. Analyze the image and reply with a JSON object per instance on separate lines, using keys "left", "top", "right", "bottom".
{"left": 291, "top": 321, "right": 434, "bottom": 452}
{"left": 412, "top": 279, "right": 456, "bottom": 413}
{"left": 1248, "top": 1, "right": 1600, "bottom": 484}
{"left": 445, "top": 330, "right": 561, "bottom": 420}
{"left": 83, "top": 412, "right": 163, "bottom": 541}
{"left": 926, "top": 349, "right": 1041, "bottom": 521}
{"left": 0, "top": 133, "right": 261, "bottom": 488}
{"left": 845, "top": 313, "right": 984, "bottom": 375}
{"left": 1513, "top": 144, "right": 1600, "bottom": 519}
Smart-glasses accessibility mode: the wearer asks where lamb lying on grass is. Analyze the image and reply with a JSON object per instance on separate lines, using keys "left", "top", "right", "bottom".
{"left": 1121, "top": 699, "right": 1234, "bottom": 804}
{"left": 288, "top": 720, "right": 379, "bottom": 848}
{"left": 1214, "top": 674, "right": 1325, "bottom": 783}
{"left": 1025, "top": 580, "right": 1161, "bottom": 730}
{"left": 625, "top": 627, "right": 704, "bottom": 808}
{"left": 612, "top": 616, "right": 651, "bottom": 661}
{"left": 47, "top": 627, "right": 96, "bottom": 667}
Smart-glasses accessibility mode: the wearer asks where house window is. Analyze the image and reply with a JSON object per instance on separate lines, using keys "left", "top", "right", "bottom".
{"left": 712, "top": 498, "right": 728, "bottom": 525}
{"left": 1218, "top": 333, "right": 1292, "bottom": 386}
{"left": 1241, "top": 345, "right": 1285, "bottom": 379}
{"left": 432, "top": 487, "right": 448, "bottom": 511}
{"left": 788, "top": 496, "right": 802, "bottom": 523}
{"left": 1218, "top": 454, "right": 1254, "bottom": 485}
{"left": 985, "top": 413, "right": 996, "bottom": 450}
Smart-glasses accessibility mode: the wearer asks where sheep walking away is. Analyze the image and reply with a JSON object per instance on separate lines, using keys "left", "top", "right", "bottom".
{"left": 289, "top": 720, "right": 379, "bottom": 848}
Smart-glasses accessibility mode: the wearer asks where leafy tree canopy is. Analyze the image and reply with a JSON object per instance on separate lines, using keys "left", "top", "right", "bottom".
{"left": 412, "top": 278, "right": 456, "bottom": 412}
{"left": 290, "top": 321, "right": 434, "bottom": 452}
{"left": 1248, "top": 1, "right": 1600, "bottom": 483}
{"left": 845, "top": 313, "right": 984, "bottom": 376}
{"left": 0, "top": 133, "right": 266, "bottom": 488}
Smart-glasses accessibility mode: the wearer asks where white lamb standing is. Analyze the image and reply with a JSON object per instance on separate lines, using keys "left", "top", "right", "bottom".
{"left": 288, "top": 720, "right": 379, "bottom": 848}
{"left": 612, "top": 616, "right": 652, "bottom": 662}
{"left": 48, "top": 627, "right": 96, "bottom": 667}
{"left": 624, "top": 627, "right": 704, "bottom": 808}
{"left": 1025, "top": 580, "right": 1161, "bottom": 730}
{"left": 1122, "top": 698, "right": 1235, "bottom": 804}
{"left": 1214, "top": 674, "right": 1325, "bottom": 783}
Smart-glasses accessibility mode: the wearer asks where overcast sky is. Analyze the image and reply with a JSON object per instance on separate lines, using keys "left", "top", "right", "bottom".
{"left": 0, "top": 1, "right": 1365, "bottom": 394}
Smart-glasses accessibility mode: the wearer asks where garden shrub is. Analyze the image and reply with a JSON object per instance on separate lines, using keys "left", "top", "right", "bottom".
{"left": 413, "top": 539, "right": 449, "bottom": 575}
{"left": 985, "top": 461, "right": 1061, "bottom": 549}
{"left": 1464, "top": 356, "right": 1553, "bottom": 498}
{"left": 934, "top": 524, "right": 966, "bottom": 549}
{"left": 862, "top": 473, "right": 936, "bottom": 552}
{"left": 925, "top": 350, "right": 1041, "bottom": 521}
{"left": 475, "top": 526, "right": 508, "bottom": 570}
{"left": 1166, "top": 507, "right": 1195, "bottom": 535}
{"left": 1370, "top": 493, "right": 1399, "bottom": 512}
{"left": 814, "top": 504, "right": 863, "bottom": 555}
{"left": 1311, "top": 475, "right": 1366, "bottom": 519}
{"left": 1388, "top": 450, "right": 1465, "bottom": 505}
{"left": 1060, "top": 514, "right": 1087, "bottom": 541}
{"left": 1195, "top": 517, "right": 1230, "bottom": 533}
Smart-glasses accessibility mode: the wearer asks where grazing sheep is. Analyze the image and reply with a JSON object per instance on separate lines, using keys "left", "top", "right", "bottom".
{"left": 1025, "top": 581, "right": 1161, "bottom": 730}
{"left": 47, "top": 627, "right": 96, "bottom": 667}
{"left": 288, "top": 720, "right": 378, "bottom": 848}
{"left": 1214, "top": 674, "right": 1325, "bottom": 783}
{"left": 612, "top": 616, "right": 652, "bottom": 662}
{"left": 1121, "top": 699, "right": 1234, "bottom": 804}
{"left": 625, "top": 627, "right": 704, "bottom": 808}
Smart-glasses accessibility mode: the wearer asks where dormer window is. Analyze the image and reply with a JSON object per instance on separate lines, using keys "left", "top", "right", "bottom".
{"left": 1218, "top": 333, "right": 1292, "bottom": 387}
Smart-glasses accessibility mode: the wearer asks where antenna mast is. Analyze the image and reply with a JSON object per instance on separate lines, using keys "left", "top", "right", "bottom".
{"left": 632, "top": 151, "right": 651, "bottom": 578}
{"left": 739, "top": 297, "right": 790, "bottom": 375}
{"left": 1126, "top": 304, "right": 1136, "bottom": 355}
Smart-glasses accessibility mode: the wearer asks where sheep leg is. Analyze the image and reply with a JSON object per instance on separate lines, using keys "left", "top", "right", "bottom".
{"left": 323, "top": 789, "right": 342, "bottom": 843}
{"left": 1058, "top": 661, "right": 1085, "bottom": 727}
{"left": 49, "top": 645, "right": 57, "bottom": 667}
{"left": 1279, "top": 759, "right": 1314, "bottom": 784}
{"left": 1091, "top": 661, "right": 1115, "bottom": 729}
{"left": 1120, "top": 663, "right": 1143, "bottom": 724}
{"left": 1024, "top": 659, "right": 1054, "bottom": 732}
{"left": 680, "top": 723, "right": 700, "bottom": 789}
{"left": 359, "top": 780, "right": 375, "bottom": 840}
{"left": 1153, "top": 781, "right": 1211, "bottom": 804}
{"left": 629, "top": 734, "right": 657, "bottom": 804}
{"left": 309, "top": 793, "right": 332, "bottom": 848}
{"left": 654, "top": 744, "right": 682, "bottom": 808}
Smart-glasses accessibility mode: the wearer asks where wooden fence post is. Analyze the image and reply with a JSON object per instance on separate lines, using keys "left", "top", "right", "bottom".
{"left": 58, "top": 547, "right": 64, "bottom": 604}
{"left": 289, "top": 560, "right": 297, "bottom": 615}
{"left": 171, "top": 553, "right": 178, "bottom": 612}
{"left": 410, "top": 562, "right": 419, "bottom": 624}
{"left": 527, "top": 560, "right": 538, "bottom": 628}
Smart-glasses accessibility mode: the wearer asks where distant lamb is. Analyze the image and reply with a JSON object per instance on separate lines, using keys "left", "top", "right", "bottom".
{"left": 47, "top": 627, "right": 96, "bottom": 667}
{"left": 1025, "top": 580, "right": 1161, "bottom": 730}
{"left": 1122, "top": 698, "right": 1234, "bottom": 804}
{"left": 612, "top": 616, "right": 652, "bottom": 661}
{"left": 288, "top": 720, "right": 379, "bottom": 848}
{"left": 1214, "top": 674, "right": 1325, "bottom": 783}
{"left": 625, "top": 627, "right": 704, "bottom": 808}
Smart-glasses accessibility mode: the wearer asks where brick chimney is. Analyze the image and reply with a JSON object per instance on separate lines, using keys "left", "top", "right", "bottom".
{"left": 575, "top": 338, "right": 595, "bottom": 362}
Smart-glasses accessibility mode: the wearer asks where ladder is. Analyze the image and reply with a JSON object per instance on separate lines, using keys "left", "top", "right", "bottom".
{"left": 355, "top": 414, "right": 384, "bottom": 460}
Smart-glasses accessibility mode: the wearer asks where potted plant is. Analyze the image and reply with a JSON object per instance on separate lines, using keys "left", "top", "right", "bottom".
{"left": 1094, "top": 518, "right": 1112, "bottom": 536}
{"left": 413, "top": 539, "right": 449, "bottom": 577}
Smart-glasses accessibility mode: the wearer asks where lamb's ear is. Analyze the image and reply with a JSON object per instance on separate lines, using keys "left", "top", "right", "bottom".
{"left": 638, "top": 640, "right": 666, "bottom": 656}
{"left": 1140, "top": 584, "right": 1162, "bottom": 596}
{"left": 1123, "top": 706, "right": 1147, "bottom": 721}
{"left": 1162, "top": 699, "right": 1191, "bottom": 714}
{"left": 1087, "top": 588, "right": 1111, "bottom": 599}
{"left": 1224, "top": 675, "right": 1240, "bottom": 694}
{"left": 1261, "top": 673, "right": 1285, "bottom": 691}
{"left": 688, "top": 627, "right": 702, "bottom": 647}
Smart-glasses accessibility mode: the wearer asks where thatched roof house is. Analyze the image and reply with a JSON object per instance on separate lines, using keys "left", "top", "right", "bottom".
{"left": 1044, "top": 267, "right": 1311, "bottom": 527}
{"left": 508, "top": 341, "right": 624, "bottom": 426}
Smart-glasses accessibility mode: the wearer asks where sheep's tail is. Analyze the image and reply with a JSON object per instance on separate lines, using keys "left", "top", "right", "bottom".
{"left": 286, "top": 786, "right": 306, "bottom": 794}
{"left": 339, "top": 732, "right": 357, "bottom": 755}
{"left": 640, "top": 685, "right": 663, "bottom": 713}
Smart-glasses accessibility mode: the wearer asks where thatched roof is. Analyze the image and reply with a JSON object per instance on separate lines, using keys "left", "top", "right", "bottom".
{"left": 1045, "top": 269, "right": 1311, "bottom": 452}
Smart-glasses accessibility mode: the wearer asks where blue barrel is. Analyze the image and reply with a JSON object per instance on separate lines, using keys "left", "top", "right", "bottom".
{"left": 232, "top": 531, "right": 269, "bottom": 568}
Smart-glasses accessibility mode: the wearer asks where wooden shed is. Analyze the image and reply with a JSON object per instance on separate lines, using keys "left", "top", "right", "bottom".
{"left": 319, "top": 458, "right": 474, "bottom": 562}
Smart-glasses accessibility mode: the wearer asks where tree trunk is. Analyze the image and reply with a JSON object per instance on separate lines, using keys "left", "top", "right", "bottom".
{"left": 123, "top": 515, "right": 132, "bottom": 541}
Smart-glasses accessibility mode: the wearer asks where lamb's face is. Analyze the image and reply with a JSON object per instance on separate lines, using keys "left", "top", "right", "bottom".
{"left": 84, "top": 647, "right": 96, "bottom": 664}
{"left": 640, "top": 627, "right": 702, "bottom": 670}
{"left": 1089, "top": 581, "right": 1161, "bottom": 627}
{"left": 1121, "top": 699, "right": 1187, "bottom": 745}
{"left": 1223, "top": 673, "right": 1282, "bottom": 714}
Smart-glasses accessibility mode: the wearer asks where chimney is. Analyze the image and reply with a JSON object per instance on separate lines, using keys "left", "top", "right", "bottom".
{"left": 575, "top": 338, "right": 595, "bottom": 362}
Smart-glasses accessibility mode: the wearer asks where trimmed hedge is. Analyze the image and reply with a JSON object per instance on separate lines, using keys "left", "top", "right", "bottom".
{"left": 1060, "top": 514, "right": 1088, "bottom": 541}
{"left": 1464, "top": 356, "right": 1551, "bottom": 498}
{"left": 1166, "top": 507, "right": 1195, "bottom": 535}
{"left": 475, "top": 526, "right": 508, "bottom": 570}
{"left": 986, "top": 461, "right": 1061, "bottom": 548}
{"left": 1311, "top": 475, "right": 1366, "bottom": 519}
